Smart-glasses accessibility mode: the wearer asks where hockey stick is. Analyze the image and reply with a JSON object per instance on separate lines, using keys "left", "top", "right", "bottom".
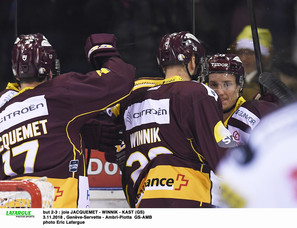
{"left": 246, "top": 0, "right": 265, "bottom": 96}
{"left": 258, "top": 72, "right": 296, "bottom": 104}
{"left": 247, "top": 0, "right": 296, "bottom": 104}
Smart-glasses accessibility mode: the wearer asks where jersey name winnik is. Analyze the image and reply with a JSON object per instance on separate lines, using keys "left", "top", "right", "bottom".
{"left": 130, "top": 127, "right": 161, "bottom": 148}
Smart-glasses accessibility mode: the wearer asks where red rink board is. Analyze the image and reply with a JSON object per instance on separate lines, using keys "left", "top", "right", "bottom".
{"left": 87, "top": 149, "right": 122, "bottom": 189}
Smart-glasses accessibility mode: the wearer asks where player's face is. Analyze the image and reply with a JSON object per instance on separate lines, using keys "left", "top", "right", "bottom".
{"left": 208, "top": 73, "right": 240, "bottom": 112}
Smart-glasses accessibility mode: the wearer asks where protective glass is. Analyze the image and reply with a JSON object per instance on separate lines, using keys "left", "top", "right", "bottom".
{"left": 208, "top": 79, "right": 237, "bottom": 91}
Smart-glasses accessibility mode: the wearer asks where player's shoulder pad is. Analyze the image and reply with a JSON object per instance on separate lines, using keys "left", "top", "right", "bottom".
{"left": 200, "top": 83, "right": 219, "bottom": 101}
{"left": 170, "top": 81, "right": 218, "bottom": 102}
{"left": 132, "top": 77, "right": 165, "bottom": 91}
{"left": 242, "top": 99, "right": 277, "bottom": 113}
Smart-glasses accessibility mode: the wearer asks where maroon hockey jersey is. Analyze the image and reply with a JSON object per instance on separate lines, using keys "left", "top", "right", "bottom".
{"left": 116, "top": 76, "right": 236, "bottom": 208}
{"left": 225, "top": 96, "right": 278, "bottom": 145}
{"left": 0, "top": 57, "right": 135, "bottom": 207}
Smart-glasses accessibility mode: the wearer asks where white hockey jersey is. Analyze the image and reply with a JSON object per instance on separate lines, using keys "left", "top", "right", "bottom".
{"left": 217, "top": 101, "right": 297, "bottom": 207}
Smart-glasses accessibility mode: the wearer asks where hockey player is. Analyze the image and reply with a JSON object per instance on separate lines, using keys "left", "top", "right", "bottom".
{"left": 217, "top": 101, "right": 297, "bottom": 207}
{"left": 0, "top": 33, "right": 135, "bottom": 208}
{"left": 114, "top": 31, "right": 237, "bottom": 208}
{"left": 206, "top": 53, "right": 277, "bottom": 145}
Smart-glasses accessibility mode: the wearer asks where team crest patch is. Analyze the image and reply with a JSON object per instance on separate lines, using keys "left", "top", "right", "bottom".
{"left": 69, "top": 160, "right": 79, "bottom": 172}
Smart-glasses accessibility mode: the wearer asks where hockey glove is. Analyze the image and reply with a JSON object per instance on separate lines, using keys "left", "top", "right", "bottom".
{"left": 85, "top": 33, "right": 120, "bottom": 69}
{"left": 253, "top": 91, "right": 281, "bottom": 105}
{"left": 81, "top": 117, "right": 123, "bottom": 154}
{"left": 104, "top": 139, "right": 126, "bottom": 165}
